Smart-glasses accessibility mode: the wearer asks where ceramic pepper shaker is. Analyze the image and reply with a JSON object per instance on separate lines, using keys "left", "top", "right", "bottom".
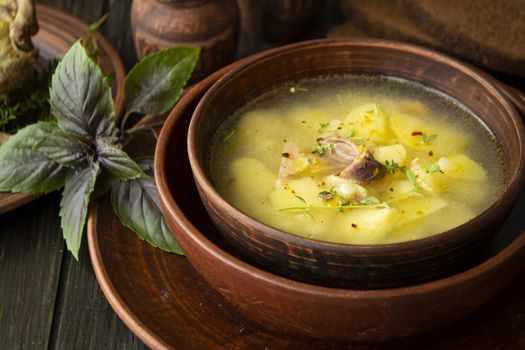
{"left": 131, "top": 0, "right": 239, "bottom": 80}
{"left": 237, "top": 0, "right": 325, "bottom": 42}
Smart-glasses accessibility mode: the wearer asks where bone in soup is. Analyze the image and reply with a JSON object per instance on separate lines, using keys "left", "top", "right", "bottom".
{"left": 210, "top": 75, "right": 505, "bottom": 244}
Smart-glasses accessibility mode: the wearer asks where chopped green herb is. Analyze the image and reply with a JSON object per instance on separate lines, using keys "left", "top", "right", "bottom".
{"left": 222, "top": 129, "right": 235, "bottom": 143}
{"left": 315, "top": 143, "right": 334, "bottom": 156}
{"left": 278, "top": 195, "right": 314, "bottom": 219}
{"left": 366, "top": 104, "right": 379, "bottom": 115}
{"left": 384, "top": 160, "right": 407, "bottom": 174}
{"left": 307, "top": 158, "right": 315, "bottom": 165}
{"left": 426, "top": 163, "right": 444, "bottom": 175}
{"left": 421, "top": 133, "right": 438, "bottom": 144}
{"left": 348, "top": 129, "right": 356, "bottom": 138}
{"left": 406, "top": 169, "right": 418, "bottom": 186}
{"left": 294, "top": 195, "right": 307, "bottom": 206}
{"left": 289, "top": 84, "right": 308, "bottom": 94}
{"left": 360, "top": 196, "right": 381, "bottom": 205}
{"left": 318, "top": 188, "right": 349, "bottom": 208}
{"left": 318, "top": 190, "right": 335, "bottom": 201}
{"left": 318, "top": 122, "right": 330, "bottom": 132}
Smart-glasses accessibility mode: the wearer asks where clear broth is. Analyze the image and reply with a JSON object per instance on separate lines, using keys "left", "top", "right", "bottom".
{"left": 210, "top": 75, "right": 505, "bottom": 244}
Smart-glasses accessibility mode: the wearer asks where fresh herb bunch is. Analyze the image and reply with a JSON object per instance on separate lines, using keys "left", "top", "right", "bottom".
{"left": 0, "top": 41, "right": 200, "bottom": 259}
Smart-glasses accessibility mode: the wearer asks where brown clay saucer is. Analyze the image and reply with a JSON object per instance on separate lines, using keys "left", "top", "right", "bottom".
{"left": 0, "top": 5, "right": 125, "bottom": 214}
{"left": 89, "top": 62, "right": 525, "bottom": 348}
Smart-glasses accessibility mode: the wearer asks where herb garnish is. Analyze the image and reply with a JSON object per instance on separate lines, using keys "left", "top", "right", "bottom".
{"left": 280, "top": 190, "right": 389, "bottom": 216}
{"left": 360, "top": 195, "right": 382, "bottom": 205}
{"left": 318, "top": 122, "right": 330, "bottom": 132}
{"left": 366, "top": 104, "right": 379, "bottom": 115}
{"left": 222, "top": 129, "right": 236, "bottom": 143}
{"left": 384, "top": 160, "right": 407, "bottom": 174}
{"left": 318, "top": 189, "right": 336, "bottom": 201}
{"left": 315, "top": 143, "right": 334, "bottom": 156}
{"left": 0, "top": 41, "right": 199, "bottom": 259}
{"left": 289, "top": 84, "right": 308, "bottom": 94}
{"left": 405, "top": 169, "right": 418, "bottom": 187}
{"left": 426, "top": 163, "right": 444, "bottom": 175}
{"left": 421, "top": 133, "right": 438, "bottom": 144}
{"left": 318, "top": 188, "right": 349, "bottom": 212}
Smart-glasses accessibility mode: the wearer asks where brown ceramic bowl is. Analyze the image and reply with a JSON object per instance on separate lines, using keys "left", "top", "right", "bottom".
{"left": 154, "top": 64, "right": 525, "bottom": 342}
{"left": 187, "top": 39, "right": 525, "bottom": 289}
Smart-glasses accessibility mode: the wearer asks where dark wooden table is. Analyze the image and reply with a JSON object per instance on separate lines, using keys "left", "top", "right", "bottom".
{"left": 2, "top": 1, "right": 525, "bottom": 349}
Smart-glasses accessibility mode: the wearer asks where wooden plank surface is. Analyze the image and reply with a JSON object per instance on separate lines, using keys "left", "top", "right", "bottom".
{"left": 102, "top": 0, "right": 137, "bottom": 71}
{"left": 47, "top": 242, "right": 146, "bottom": 350}
{"left": 0, "top": 195, "right": 63, "bottom": 349}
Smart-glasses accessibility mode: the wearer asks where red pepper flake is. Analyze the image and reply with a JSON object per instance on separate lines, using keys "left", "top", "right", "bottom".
{"left": 428, "top": 150, "right": 434, "bottom": 156}
{"left": 351, "top": 223, "right": 357, "bottom": 228}
{"left": 389, "top": 187, "right": 394, "bottom": 192}
{"left": 411, "top": 131, "right": 423, "bottom": 136}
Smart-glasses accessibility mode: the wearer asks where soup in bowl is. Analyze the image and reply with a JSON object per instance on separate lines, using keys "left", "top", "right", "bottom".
{"left": 210, "top": 75, "right": 505, "bottom": 245}
{"left": 187, "top": 39, "right": 525, "bottom": 288}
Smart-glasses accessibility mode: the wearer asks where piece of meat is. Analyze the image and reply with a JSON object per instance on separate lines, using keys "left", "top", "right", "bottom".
{"left": 317, "top": 137, "right": 385, "bottom": 183}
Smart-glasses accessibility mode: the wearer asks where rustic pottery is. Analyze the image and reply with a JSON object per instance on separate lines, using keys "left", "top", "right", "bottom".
{"left": 186, "top": 39, "right": 525, "bottom": 289}
{"left": 150, "top": 59, "right": 525, "bottom": 342}
{"left": 237, "top": 0, "right": 326, "bottom": 42}
{"left": 0, "top": 5, "right": 125, "bottom": 214}
{"left": 130, "top": 0, "right": 239, "bottom": 80}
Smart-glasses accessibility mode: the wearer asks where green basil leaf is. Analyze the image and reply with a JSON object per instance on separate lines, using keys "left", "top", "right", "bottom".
{"left": 60, "top": 161, "right": 100, "bottom": 260}
{"left": 111, "top": 158, "right": 183, "bottom": 254}
{"left": 96, "top": 138, "right": 145, "bottom": 180}
{"left": 36, "top": 130, "right": 89, "bottom": 168}
{"left": 50, "top": 41, "right": 116, "bottom": 137}
{"left": 0, "top": 122, "right": 68, "bottom": 193}
{"left": 124, "top": 46, "right": 200, "bottom": 116}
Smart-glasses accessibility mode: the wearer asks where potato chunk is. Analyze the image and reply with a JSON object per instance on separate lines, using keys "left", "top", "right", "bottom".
{"left": 333, "top": 208, "right": 399, "bottom": 244}
{"left": 228, "top": 158, "right": 276, "bottom": 207}
{"left": 389, "top": 113, "right": 469, "bottom": 153}
{"left": 438, "top": 154, "right": 487, "bottom": 181}
{"left": 344, "top": 104, "right": 388, "bottom": 142}
{"left": 373, "top": 144, "right": 408, "bottom": 166}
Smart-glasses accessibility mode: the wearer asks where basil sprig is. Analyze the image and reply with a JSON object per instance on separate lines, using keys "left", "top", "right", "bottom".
{"left": 0, "top": 41, "right": 199, "bottom": 259}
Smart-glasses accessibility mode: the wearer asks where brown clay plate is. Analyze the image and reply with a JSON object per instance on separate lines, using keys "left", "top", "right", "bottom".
{"left": 0, "top": 5, "right": 125, "bottom": 214}
{"left": 88, "top": 64, "right": 525, "bottom": 349}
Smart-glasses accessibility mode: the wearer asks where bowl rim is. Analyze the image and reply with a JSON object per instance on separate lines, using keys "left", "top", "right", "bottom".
{"left": 154, "top": 55, "right": 525, "bottom": 299}
{"left": 187, "top": 38, "right": 525, "bottom": 254}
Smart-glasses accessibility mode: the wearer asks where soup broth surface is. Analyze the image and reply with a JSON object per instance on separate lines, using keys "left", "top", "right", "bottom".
{"left": 210, "top": 75, "right": 505, "bottom": 244}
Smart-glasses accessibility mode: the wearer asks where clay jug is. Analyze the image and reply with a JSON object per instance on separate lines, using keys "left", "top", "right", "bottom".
{"left": 131, "top": 0, "right": 239, "bottom": 79}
